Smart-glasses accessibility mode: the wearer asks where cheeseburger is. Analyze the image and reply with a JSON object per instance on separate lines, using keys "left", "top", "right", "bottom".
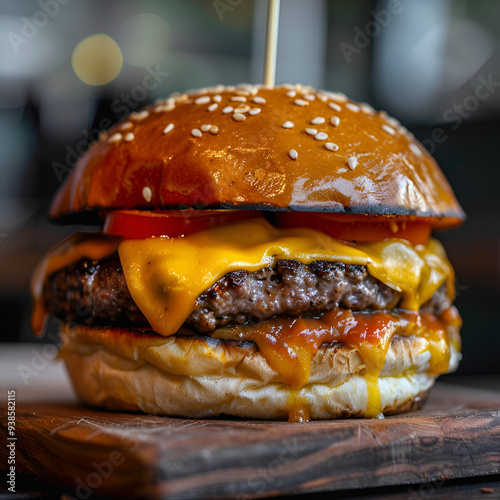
{"left": 32, "top": 83, "right": 464, "bottom": 421}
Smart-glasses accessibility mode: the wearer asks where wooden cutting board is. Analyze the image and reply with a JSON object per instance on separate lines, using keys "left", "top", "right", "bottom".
{"left": 1, "top": 382, "right": 499, "bottom": 500}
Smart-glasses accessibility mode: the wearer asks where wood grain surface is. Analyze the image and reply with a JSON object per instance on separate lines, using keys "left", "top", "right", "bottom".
{"left": 1, "top": 382, "right": 500, "bottom": 500}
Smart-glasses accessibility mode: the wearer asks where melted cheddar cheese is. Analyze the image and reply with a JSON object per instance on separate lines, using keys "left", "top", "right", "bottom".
{"left": 118, "top": 218, "right": 452, "bottom": 337}
{"left": 31, "top": 233, "right": 121, "bottom": 335}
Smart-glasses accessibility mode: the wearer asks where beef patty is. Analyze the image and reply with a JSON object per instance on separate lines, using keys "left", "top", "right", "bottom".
{"left": 43, "top": 253, "right": 451, "bottom": 333}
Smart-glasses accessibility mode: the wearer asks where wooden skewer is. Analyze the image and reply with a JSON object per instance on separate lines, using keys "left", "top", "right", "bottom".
{"left": 263, "top": 0, "right": 280, "bottom": 87}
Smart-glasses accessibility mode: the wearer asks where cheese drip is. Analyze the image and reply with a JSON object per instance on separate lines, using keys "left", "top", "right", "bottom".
{"left": 212, "top": 309, "right": 455, "bottom": 418}
{"left": 31, "top": 233, "right": 121, "bottom": 335}
{"left": 118, "top": 217, "right": 452, "bottom": 338}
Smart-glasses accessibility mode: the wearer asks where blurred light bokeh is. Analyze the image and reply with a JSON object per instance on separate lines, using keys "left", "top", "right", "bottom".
{"left": 71, "top": 33, "right": 123, "bottom": 86}
{"left": 0, "top": 0, "right": 499, "bottom": 375}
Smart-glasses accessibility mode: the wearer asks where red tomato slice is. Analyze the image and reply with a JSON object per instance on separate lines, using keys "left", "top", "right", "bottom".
{"left": 103, "top": 209, "right": 260, "bottom": 239}
{"left": 274, "top": 213, "right": 431, "bottom": 246}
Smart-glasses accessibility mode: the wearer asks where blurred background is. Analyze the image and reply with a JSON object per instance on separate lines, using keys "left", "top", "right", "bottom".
{"left": 0, "top": 0, "right": 499, "bottom": 375}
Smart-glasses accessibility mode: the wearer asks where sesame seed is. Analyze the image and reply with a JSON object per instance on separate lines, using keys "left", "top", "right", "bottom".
{"left": 248, "top": 108, "right": 261, "bottom": 115}
{"left": 124, "top": 132, "right": 135, "bottom": 142}
{"left": 195, "top": 95, "right": 211, "bottom": 105}
{"left": 289, "top": 149, "right": 298, "bottom": 160}
{"left": 108, "top": 133, "right": 122, "bottom": 143}
{"left": 188, "top": 87, "right": 207, "bottom": 96}
{"left": 306, "top": 128, "right": 318, "bottom": 136}
{"left": 222, "top": 106, "right": 234, "bottom": 114}
{"left": 327, "top": 92, "right": 348, "bottom": 102}
{"left": 236, "top": 89, "right": 250, "bottom": 96}
{"left": 252, "top": 96, "right": 266, "bottom": 104}
{"left": 201, "top": 124, "right": 211, "bottom": 132}
{"left": 231, "top": 96, "right": 246, "bottom": 102}
{"left": 234, "top": 104, "right": 250, "bottom": 113}
{"left": 119, "top": 121, "right": 133, "bottom": 131}
{"left": 295, "top": 98, "right": 309, "bottom": 106}
{"left": 329, "top": 102, "right": 342, "bottom": 112}
{"left": 213, "top": 95, "right": 222, "bottom": 103}
{"left": 382, "top": 124, "right": 396, "bottom": 136}
{"left": 142, "top": 186, "right": 152, "bottom": 203}
{"left": 232, "top": 113, "right": 246, "bottom": 121}
{"left": 208, "top": 103, "right": 218, "bottom": 112}
{"left": 304, "top": 94, "right": 316, "bottom": 101}
{"left": 315, "top": 132, "right": 328, "bottom": 141}
{"left": 282, "top": 121, "right": 294, "bottom": 129}
{"left": 237, "top": 83, "right": 253, "bottom": 92}
{"left": 386, "top": 116, "right": 400, "bottom": 128}
{"left": 164, "top": 103, "right": 175, "bottom": 112}
{"left": 330, "top": 116, "right": 340, "bottom": 127}
{"left": 317, "top": 94, "right": 328, "bottom": 102}
{"left": 191, "top": 128, "right": 202, "bottom": 137}
{"left": 130, "top": 110, "right": 149, "bottom": 121}
{"left": 226, "top": 85, "right": 236, "bottom": 92}
{"left": 345, "top": 103, "right": 360, "bottom": 112}
{"left": 209, "top": 125, "right": 219, "bottom": 134}
{"left": 163, "top": 123, "right": 174, "bottom": 134}
{"left": 286, "top": 90, "right": 296, "bottom": 98}
{"left": 360, "top": 103, "right": 375, "bottom": 114}
{"left": 347, "top": 156, "right": 358, "bottom": 170}
{"left": 325, "top": 142, "right": 339, "bottom": 151}
{"left": 409, "top": 143, "right": 422, "bottom": 156}
{"left": 311, "top": 117, "right": 325, "bottom": 125}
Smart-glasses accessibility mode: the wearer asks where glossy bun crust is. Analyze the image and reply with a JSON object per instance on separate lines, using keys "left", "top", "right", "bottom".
{"left": 50, "top": 84, "right": 464, "bottom": 227}
{"left": 59, "top": 322, "right": 461, "bottom": 420}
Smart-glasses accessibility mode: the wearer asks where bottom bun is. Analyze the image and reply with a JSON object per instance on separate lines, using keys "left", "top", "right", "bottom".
{"left": 58, "top": 322, "right": 460, "bottom": 420}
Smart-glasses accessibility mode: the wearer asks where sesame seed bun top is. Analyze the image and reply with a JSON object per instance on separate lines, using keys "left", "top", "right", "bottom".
{"left": 49, "top": 83, "right": 464, "bottom": 228}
